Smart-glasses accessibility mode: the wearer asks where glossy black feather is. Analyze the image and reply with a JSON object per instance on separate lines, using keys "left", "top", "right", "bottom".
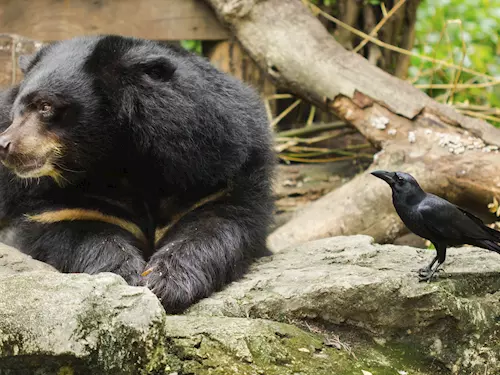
{"left": 371, "top": 170, "right": 500, "bottom": 281}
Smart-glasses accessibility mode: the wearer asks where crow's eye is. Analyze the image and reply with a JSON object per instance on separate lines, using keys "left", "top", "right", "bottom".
{"left": 395, "top": 174, "right": 404, "bottom": 183}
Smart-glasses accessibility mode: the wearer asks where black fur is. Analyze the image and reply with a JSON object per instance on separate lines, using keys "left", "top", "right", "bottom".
{"left": 0, "top": 35, "right": 275, "bottom": 313}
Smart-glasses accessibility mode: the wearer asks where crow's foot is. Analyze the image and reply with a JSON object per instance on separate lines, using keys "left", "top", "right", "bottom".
{"left": 418, "top": 266, "right": 432, "bottom": 277}
{"left": 418, "top": 267, "right": 443, "bottom": 283}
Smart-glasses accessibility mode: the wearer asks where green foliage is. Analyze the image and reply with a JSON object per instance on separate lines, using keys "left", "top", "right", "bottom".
{"left": 410, "top": 0, "right": 500, "bottom": 112}
{"left": 180, "top": 40, "right": 203, "bottom": 55}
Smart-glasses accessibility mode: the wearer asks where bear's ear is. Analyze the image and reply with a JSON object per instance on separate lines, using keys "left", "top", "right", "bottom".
{"left": 18, "top": 54, "right": 34, "bottom": 74}
{"left": 134, "top": 56, "right": 177, "bottom": 82}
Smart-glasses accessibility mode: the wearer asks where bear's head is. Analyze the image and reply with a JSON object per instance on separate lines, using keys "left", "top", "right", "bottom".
{"left": 0, "top": 36, "right": 179, "bottom": 185}
{"left": 0, "top": 35, "right": 266, "bottom": 189}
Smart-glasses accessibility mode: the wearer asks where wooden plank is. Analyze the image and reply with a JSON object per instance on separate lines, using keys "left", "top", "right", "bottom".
{"left": 0, "top": 0, "right": 228, "bottom": 41}
{"left": 0, "top": 35, "right": 42, "bottom": 88}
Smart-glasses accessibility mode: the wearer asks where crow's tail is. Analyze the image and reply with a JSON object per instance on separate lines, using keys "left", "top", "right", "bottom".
{"left": 484, "top": 225, "right": 500, "bottom": 242}
{"left": 474, "top": 239, "right": 500, "bottom": 254}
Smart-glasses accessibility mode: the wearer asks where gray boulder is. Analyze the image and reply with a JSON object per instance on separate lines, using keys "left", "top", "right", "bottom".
{"left": 1, "top": 236, "right": 499, "bottom": 375}
{"left": 187, "top": 235, "right": 500, "bottom": 374}
{"left": 0, "top": 240, "right": 443, "bottom": 375}
{"left": 0, "top": 244, "right": 167, "bottom": 374}
{"left": 0, "top": 241, "right": 56, "bottom": 276}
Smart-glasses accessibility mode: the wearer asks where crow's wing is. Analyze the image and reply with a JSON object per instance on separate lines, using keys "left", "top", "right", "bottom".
{"left": 418, "top": 194, "right": 490, "bottom": 241}
{"left": 455, "top": 205, "right": 500, "bottom": 242}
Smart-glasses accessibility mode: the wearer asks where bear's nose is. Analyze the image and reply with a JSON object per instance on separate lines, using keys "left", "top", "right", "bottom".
{"left": 0, "top": 135, "right": 12, "bottom": 160}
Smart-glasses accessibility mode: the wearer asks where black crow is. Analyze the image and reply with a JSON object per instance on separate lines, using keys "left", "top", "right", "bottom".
{"left": 371, "top": 170, "right": 500, "bottom": 281}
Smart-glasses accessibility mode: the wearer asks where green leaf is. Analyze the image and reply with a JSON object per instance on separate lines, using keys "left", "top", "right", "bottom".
{"left": 180, "top": 40, "right": 202, "bottom": 55}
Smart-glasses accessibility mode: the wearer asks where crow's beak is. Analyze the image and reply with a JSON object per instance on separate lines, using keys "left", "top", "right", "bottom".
{"left": 370, "top": 170, "right": 396, "bottom": 185}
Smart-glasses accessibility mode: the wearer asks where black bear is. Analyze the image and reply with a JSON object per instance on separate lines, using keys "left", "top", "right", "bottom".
{"left": 0, "top": 35, "right": 275, "bottom": 313}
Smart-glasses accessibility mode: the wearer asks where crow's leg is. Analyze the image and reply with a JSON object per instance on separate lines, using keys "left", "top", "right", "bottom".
{"left": 418, "top": 255, "right": 438, "bottom": 277}
{"left": 419, "top": 244, "right": 447, "bottom": 282}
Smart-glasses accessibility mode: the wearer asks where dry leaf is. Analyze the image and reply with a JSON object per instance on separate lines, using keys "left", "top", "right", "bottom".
{"left": 488, "top": 196, "right": 499, "bottom": 215}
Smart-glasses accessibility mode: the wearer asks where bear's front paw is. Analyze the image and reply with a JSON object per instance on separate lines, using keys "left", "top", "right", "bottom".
{"left": 139, "top": 245, "right": 207, "bottom": 313}
{"left": 112, "top": 255, "right": 146, "bottom": 286}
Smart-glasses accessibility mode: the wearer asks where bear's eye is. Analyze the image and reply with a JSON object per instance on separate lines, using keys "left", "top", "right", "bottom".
{"left": 39, "top": 102, "right": 52, "bottom": 116}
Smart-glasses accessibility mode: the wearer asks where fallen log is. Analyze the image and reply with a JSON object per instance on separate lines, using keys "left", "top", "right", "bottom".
{"left": 204, "top": 0, "right": 500, "bottom": 251}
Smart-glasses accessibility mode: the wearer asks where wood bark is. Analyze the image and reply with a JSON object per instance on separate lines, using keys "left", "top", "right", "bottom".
{"left": 204, "top": 0, "right": 500, "bottom": 252}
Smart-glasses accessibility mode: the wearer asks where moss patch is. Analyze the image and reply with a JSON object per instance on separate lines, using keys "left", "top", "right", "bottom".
{"left": 158, "top": 317, "right": 450, "bottom": 375}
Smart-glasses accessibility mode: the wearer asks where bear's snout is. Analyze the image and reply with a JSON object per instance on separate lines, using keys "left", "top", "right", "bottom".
{"left": 0, "top": 133, "right": 11, "bottom": 160}
{"left": 0, "top": 115, "right": 64, "bottom": 183}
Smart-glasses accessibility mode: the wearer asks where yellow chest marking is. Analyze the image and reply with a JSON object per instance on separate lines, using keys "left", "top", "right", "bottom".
{"left": 154, "top": 186, "right": 230, "bottom": 246}
{"left": 25, "top": 208, "right": 147, "bottom": 245}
